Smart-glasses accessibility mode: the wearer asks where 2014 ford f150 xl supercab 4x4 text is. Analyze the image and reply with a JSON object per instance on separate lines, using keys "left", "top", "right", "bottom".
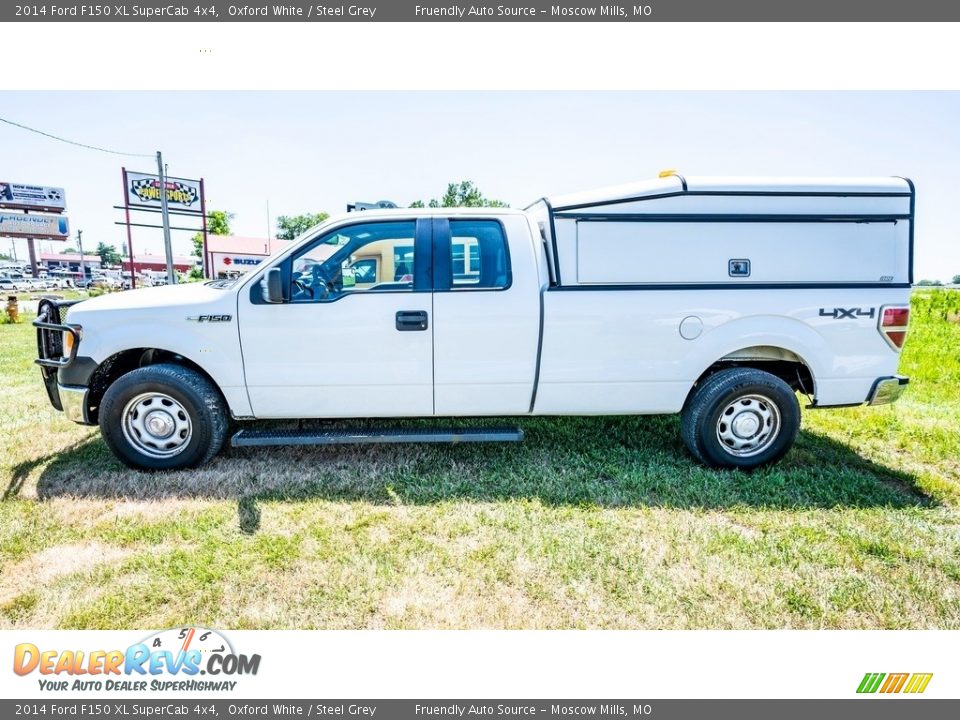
{"left": 35, "top": 174, "right": 913, "bottom": 471}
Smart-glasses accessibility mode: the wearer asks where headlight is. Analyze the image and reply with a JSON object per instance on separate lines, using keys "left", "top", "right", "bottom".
{"left": 62, "top": 325, "right": 82, "bottom": 357}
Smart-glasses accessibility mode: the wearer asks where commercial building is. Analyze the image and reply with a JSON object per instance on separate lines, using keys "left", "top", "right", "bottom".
{"left": 40, "top": 252, "right": 102, "bottom": 278}
{"left": 129, "top": 254, "right": 198, "bottom": 276}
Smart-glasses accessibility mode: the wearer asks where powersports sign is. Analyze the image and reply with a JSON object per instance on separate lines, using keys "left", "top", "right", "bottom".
{"left": 125, "top": 171, "right": 201, "bottom": 209}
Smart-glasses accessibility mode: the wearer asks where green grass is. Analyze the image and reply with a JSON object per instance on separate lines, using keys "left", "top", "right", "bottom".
{"left": 1, "top": 291, "right": 959, "bottom": 629}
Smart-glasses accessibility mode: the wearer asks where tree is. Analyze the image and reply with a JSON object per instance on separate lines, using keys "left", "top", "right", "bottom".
{"left": 95, "top": 242, "right": 122, "bottom": 267}
{"left": 410, "top": 180, "right": 508, "bottom": 208}
{"left": 192, "top": 210, "right": 233, "bottom": 258}
{"left": 61, "top": 247, "right": 78, "bottom": 254}
{"left": 916, "top": 279, "right": 943, "bottom": 286}
{"left": 952, "top": 274, "right": 960, "bottom": 285}
{"left": 276, "top": 213, "right": 329, "bottom": 241}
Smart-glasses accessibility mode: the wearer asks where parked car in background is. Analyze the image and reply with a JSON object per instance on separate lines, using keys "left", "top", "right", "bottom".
{"left": 89, "top": 276, "right": 120, "bottom": 290}
{"left": 2, "top": 271, "right": 27, "bottom": 287}
{"left": 0, "top": 278, "right": 20, "bottom": 293}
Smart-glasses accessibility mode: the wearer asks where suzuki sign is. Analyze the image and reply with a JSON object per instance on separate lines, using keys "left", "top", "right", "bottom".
{"left": 211, "top": 252, "right": 265, "bottom": 276}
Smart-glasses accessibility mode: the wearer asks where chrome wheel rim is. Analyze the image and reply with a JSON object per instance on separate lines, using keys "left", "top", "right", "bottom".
{"left": 121, "top": 392, "right": 193, "bottom": 458}
{"left": 716, "top": 393, "right": 781, "bottom": 458}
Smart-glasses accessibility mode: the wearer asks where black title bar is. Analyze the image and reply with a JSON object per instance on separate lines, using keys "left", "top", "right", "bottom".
{"left": 5, "top": 0, "right": 960, "bottom": 22}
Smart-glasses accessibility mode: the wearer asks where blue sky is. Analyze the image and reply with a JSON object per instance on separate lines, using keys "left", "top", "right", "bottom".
{"left": 1, "top": 91, "right": 958, "bottom": 279}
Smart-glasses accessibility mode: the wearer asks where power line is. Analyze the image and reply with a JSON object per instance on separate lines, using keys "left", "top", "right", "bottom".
{"left": 0, "top": 115, "right": 153, "bottom": 158}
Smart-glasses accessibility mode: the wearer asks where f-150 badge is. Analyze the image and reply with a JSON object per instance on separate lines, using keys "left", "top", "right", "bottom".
{"left": 186, "top": 314, "right": 233, "bottom": 322}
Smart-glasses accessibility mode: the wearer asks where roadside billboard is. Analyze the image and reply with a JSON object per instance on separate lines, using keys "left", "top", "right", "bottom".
{"left": 126, "top": 171, "right": 201, "bottom": 210}
{"left": 0, "top": 212, "right": 69, "bottom": 239}
{"left": 0, "top": 182, "right": 67, "bottom": 212}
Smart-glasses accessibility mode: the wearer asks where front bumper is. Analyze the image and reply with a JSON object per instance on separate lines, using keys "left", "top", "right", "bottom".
{"left": 866, "top": 375, "right": 909, "bottom": 406}
{"left": 59, "top": 385, "right": 93, "bottom": 424}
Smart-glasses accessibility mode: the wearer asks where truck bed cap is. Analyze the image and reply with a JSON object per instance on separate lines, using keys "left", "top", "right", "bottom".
{"left": 547, "top": 176, "right": 913, "bottom": 211}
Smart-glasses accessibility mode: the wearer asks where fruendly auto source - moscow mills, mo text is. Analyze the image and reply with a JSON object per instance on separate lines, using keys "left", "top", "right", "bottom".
{"left": 413, "top": 5, "right": 652, "bottom": 18}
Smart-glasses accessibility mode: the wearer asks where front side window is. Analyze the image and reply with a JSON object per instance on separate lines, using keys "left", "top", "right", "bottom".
{"left": 289, "top": 221, "right": 417, "bottom": 302}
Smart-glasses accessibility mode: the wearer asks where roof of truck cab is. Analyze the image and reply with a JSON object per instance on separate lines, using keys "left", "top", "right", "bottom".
{"left": 323, "top": 206, "right": 528, "bottom": 223}
{"left": 546, "top": 176, "right": 913, "bottom": 210}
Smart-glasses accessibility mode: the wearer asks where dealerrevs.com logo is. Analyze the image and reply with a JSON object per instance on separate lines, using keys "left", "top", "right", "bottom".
{"left": 857, "top": 672, "right": 933, "bottom": 694}
{"left": 13, "top": 627, "right": 261, "bottom": 692}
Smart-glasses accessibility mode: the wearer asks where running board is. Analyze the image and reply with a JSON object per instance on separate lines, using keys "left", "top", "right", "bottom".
{"left": 230, "top": 426, "right": 524, "bottom": 448}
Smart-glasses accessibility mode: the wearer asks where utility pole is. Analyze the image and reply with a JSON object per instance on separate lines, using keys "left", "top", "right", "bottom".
{"left": 76, "top": 229, "right": 86, "bottom": 283}
{"left": 26, "top": 237, "right": 38, "bottom": 277}
{"left": 266, "top": 199, "right": 272, "bottom": 250}
{"left": 157, "top": 150, "right": 176, "bottom": 284}
{"left": 23, "top": 209, "right": 39, "bottom": 279}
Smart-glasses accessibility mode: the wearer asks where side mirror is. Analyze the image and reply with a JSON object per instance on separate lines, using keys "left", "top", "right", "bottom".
{"left": 261, "top": 268, "right": 284, "bottom": 304}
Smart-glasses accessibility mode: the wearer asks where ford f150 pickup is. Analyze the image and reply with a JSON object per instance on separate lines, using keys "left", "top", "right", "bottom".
{"left": 35, "top": 174, "right": 913, "bottom": 471}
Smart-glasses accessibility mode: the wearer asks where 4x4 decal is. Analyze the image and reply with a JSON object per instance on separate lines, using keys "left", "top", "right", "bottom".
{"left": 819, "top": 307, "right": 876, "bottom": 320}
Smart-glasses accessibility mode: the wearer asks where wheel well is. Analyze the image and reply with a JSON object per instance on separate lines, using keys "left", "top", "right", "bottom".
{"left": 693, "top": 346, "right": 815, "bottom": 400}
{"left": 86, "top": 348, "right": 222, "bottom": 424}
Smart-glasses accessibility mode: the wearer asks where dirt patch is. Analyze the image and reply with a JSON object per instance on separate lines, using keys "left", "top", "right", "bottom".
{"left": 0, "top": 542, "right": 132, "bottom": 605}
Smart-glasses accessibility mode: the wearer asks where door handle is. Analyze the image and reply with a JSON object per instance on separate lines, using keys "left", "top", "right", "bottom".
{"left": 396, "top": 310, "right": 429, "bottom": 331}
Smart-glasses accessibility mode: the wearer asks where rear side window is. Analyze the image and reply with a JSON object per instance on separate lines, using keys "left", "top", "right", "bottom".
{"left": 449, "top": 220, "right": 510, "bottom": 290}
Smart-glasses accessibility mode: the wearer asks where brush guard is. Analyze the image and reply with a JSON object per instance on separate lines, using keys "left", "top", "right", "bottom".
{"left": 33, "top": 298, "right": 82, "bottom": 411}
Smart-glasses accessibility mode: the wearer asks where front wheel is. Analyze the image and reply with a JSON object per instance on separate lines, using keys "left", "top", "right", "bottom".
{"left": 99, "top": 363, "right": 228, "bottom": 471}
{"left": 681, "top": 367, "right": 800, "bottom": 470}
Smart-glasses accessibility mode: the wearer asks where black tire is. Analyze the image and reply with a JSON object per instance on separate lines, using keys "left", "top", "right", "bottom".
{"left": 99, "top": 363, "right": 228, "bottom": 471}
{"left": 681, "top": 367, "right": 800, "bottom": 470}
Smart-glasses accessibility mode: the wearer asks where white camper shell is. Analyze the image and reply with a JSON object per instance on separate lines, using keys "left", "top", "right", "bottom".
{"left": 529, "top": 175, "right": 913, "bottom": 287}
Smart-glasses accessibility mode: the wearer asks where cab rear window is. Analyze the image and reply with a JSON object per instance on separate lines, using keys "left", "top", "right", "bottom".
{"left": 449, "top": 220, "right": 510, "bottom": 290}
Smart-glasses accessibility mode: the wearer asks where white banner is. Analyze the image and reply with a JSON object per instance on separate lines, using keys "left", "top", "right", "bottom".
{"left": 0, "top": 181, "right": 66, "bottom": 212}
{"left": 126, "top": 171, "right": 201, "bottom": 210}
{"left": 0, "top": 212, "right": 69, "bottom": 239}
{"left": 1, "top": 630, "right": 955, "bottom": 700}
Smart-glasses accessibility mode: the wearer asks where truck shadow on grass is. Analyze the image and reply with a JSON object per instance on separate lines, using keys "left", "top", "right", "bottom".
{"left": 17, "top": 415, "right": 934, "bottom": 517}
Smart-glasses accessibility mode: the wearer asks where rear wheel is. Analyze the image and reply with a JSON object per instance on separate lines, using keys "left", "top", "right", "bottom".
{"left": 681, "top": 367, "right": 800, "bottom": 470}
{"left": 99, "top": 363, "right": 228, "bottom": 471}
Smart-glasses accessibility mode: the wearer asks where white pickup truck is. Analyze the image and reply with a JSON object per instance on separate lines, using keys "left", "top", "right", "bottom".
{"left": 35, "top": 174, "right": 913, "bottom": 471}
